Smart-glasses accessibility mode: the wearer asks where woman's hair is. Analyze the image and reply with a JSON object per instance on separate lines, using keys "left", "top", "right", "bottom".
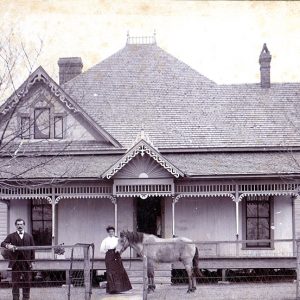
{"left": 106, "top": 225, "right": 115, "bottom": 232}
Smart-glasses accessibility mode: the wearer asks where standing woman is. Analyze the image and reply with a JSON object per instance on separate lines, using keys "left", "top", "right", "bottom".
{"left": 100, "top": 226, "right": 132, "bottom": 294}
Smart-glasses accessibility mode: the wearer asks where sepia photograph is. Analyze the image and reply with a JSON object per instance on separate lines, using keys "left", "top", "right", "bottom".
{"left": 0, "top": 1, "right": 300, "bottom": 299}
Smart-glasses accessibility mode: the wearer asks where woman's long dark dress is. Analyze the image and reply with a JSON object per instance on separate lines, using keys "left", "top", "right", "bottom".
{"left": 105, "top": 249, "right": 132, "bottom": 293}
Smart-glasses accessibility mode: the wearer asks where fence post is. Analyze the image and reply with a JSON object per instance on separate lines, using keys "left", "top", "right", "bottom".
{"left": 83, "top": 245, "right": 92, "bottom": 300}
{"left": 143, "top": 254, "right": 148, "bottom": 300}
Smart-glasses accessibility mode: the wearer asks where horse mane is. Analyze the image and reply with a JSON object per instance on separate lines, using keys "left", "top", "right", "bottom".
{"left": 120, "top": 230, "right": 144, "bottom": 244}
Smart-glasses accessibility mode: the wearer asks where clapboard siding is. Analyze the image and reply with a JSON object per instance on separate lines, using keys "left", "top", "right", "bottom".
{"left": 294, "top": 196, "right": 300, "bottom": 239}
{"left": 0, "top": 202, "right": 8, "bottom": 242}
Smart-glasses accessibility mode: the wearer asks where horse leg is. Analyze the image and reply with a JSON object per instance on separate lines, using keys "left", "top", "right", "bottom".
{"left": 192, "top": 246, "right": 200, "bottom": 291}
{"left": 147, "top": 260, "right": 155, "bottom": 293}
{"left": 192, "top": 275, "right": 197, "bottom": 291}
{"left": 184, "top": 264, "right": 194, "bottom": 293}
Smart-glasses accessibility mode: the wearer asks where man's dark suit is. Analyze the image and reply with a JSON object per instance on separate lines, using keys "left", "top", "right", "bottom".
{"left": 1, "top": 232, "right": 35, "bottom": 300}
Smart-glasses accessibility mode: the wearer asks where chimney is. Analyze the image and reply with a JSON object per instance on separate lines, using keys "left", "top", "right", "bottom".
{"left": 58, "top": 57, "right": 83, "bottom": 85}
{"left": 259, "top": 43, "right": 271, "bottom": 88}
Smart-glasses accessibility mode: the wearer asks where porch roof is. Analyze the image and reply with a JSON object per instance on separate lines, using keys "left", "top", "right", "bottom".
{"left": 1, "top": 151, "right": 300, "bottom": 179}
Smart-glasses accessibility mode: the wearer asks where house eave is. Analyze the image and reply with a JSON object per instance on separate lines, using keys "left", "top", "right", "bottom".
{"left": 159, "top": 146, "right": 300, "bottom": 154}
{"left": 185, "top": 173, "right": 300, "bottom": 180}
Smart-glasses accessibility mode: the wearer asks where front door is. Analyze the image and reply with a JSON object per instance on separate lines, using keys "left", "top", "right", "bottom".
{"left": 136, "top": 197, "right": 162, "bottom": 237}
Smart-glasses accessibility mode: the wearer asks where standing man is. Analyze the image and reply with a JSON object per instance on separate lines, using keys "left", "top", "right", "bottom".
{"left": 1, "top": 218, "right": 35, "bottom": 300}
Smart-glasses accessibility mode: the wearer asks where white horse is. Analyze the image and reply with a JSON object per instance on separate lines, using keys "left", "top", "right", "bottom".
{"left": 116, "top": 231, "right": 201, "bottom": 293}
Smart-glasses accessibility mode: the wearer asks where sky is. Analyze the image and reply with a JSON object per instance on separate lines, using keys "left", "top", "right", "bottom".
{"left": 1, "top": 0, "right": 300, "bottom": 100}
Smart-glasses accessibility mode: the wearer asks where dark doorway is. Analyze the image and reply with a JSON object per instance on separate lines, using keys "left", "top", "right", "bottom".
{"left": 136, "top": 197, "right": 162, "bottom": 236}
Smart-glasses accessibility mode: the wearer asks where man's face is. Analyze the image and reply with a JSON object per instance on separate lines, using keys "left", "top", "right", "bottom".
{"left": 16, "top": 221, "right": 25, "bottom": 232}
{"left": 108, "top": 229, "right": 115, "bottom": 237}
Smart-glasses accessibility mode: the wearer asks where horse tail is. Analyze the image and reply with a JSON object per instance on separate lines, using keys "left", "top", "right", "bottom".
{"left": 192, "top": 247, "right": 202, "bottom": 278}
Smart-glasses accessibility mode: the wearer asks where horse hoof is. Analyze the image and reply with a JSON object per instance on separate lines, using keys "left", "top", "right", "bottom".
{"left": 192, "top": 287, "right": 196, "bottom": 291}
{"left": 187, "top": 289, "right": 193, "bottom": 293}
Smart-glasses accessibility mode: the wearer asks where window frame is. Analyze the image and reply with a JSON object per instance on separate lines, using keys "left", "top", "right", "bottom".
{"left": 242, "top": 195, "right": 274, "bottom": 250}
{"left": 20, "top": 116, "right": 31, "bottom": 139}
{"left": 54, "top": 115, "right": 64, "bottom": 139}
{"left": 34, "top": 107, "right": 51, "bottom": 139}
{"left": 31, "top": 199, "right": 52, "bottom": 246}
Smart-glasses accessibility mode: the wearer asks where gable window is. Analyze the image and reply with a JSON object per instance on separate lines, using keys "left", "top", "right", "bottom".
{"left": 54, "top": 116, "right": 63, "bottom": 139}
{"left": 20, "top": 117, "right": 30, "bottom": 139}
{"left": 31, "top": 199, "right": 52, "bottom": 246}
{"left": 245, "top": 195, "right": 272, "bottom": 248}
{"left": 34, "top": 108, "right": 50, "bottom": 139}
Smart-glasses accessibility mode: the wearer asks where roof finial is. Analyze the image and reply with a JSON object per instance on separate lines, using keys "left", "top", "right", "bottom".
{"left": 129, "top": 126, "right": 156, "bottom": 150}
{"left": 261, "top": 43, "right": 269, "bottom": 54}
{"left": 126, "top": 31, "right": 130, "bottom": 44}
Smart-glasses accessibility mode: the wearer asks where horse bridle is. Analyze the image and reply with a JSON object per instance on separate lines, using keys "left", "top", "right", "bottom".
{"left": 120, "top": 235, "right": 142, "bottom": 270}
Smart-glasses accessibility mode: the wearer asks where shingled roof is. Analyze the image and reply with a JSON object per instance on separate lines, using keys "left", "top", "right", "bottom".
{"left": 62, "top": 42, "right": 300, "bottom": 150}
{"left": 2, "top": 40, "right": 300, "bottom": 179}
{"left": 1, "top": 151, "right": 300, "bottom": 179}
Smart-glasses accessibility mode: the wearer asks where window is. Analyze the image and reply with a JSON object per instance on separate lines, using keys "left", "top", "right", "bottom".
{"left": 31, "top": 199, "right": 52, "bottom": 246}
{"left": 34, "top": 108, "right": 50, "bottom": 139}
{"left": 20, "top": 117, "right": 30, "bottom": 139}
{"left": 245, "top": 196, "right": 272, "bottom": 248}
{"left": 54, "top": 116, "right": 63, "bottom": 139}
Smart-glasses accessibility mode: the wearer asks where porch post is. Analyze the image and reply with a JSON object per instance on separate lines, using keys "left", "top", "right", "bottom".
{"left": 234, "top": 185, "right": 240, "bottom": 240}
{"left": 51, "top": 200, "right": 56, "bottom": 246}
{"left": 172, "top": 196, "right": 180, "bottom": 237}
{"left": 293, "top": 196, "right": 296, "bottom": 255}
{"left": 234, "top": 186, "right": 241, "bottom": 256}
{"left": 110, "top": 197, "right": 118, "bottom": 235}
{"left": 293, "top": 195, "right": 300, "bottom": 258}
{"left": 235, "top": 201, "right": 239, "bottom": 239}
{"left": 51, "top": 187, "right": 58, "bottom": 247}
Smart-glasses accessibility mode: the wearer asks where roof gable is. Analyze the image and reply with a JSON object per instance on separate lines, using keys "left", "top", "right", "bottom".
{"left": 102, "top": 133, "right": 184, "bottom": 179}
{"left": 0, "top": 67, "right": 121, "bottom": 148}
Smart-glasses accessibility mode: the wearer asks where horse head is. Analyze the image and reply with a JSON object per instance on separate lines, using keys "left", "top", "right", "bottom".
{"left": 116, "top": 230, "right": 131, "bottom": 254}
{"left": 116, "top": 230, "right": 144, "bottom": 255}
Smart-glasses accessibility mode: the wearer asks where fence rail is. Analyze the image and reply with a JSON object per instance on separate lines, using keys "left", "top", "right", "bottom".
{"left": 1, "top": 240, "right": 300, "bottom": 300}
{"left": 0, "top": 243, "right": 94, "bottom": 300}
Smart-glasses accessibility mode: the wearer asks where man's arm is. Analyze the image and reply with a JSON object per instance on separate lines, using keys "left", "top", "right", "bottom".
{"left": 1, "top": 234, "right": 15, "bottom": 249}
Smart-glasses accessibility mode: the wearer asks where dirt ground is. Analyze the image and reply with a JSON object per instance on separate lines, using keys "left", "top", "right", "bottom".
{"left": 0, "top": 282, "right": 297, "bottom": 300}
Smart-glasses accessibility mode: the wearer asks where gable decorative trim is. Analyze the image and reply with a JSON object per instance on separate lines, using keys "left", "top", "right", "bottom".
{"left": 0, "top": 66, "right": 122, "bottom": 148}
{"left": 0, "top": 67, "right": 78, "bottom": 116}
{"left": 102, "top": 139, "right": 184, "bottom": 179}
